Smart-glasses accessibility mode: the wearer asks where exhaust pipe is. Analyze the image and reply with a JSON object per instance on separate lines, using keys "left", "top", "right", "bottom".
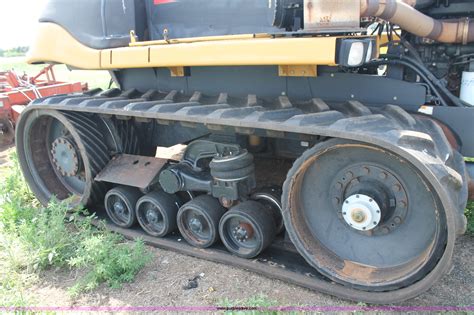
{"left": 361, "top": 0, "right": 474, "bottom": 44}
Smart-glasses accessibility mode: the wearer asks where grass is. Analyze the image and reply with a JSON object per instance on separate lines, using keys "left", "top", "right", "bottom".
{"left": 0, "top": 56, "right": 113, "bottom": 91}
{"left": 466, "top": 201, "right": 474, "bottom": 235}
{"left": 219, "top": 295, "right": 280, "bottom": 315}
{"left": 0, "top": 153, "right": 151, "bottom": 307}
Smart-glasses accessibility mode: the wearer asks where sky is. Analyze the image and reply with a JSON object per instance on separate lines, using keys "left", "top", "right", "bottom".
{"left": 0, "top": 0, "right": 48, "bottom": 49}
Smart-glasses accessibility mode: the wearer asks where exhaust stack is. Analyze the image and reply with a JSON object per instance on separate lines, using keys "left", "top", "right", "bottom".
{"left": 298, "top": 0, "right": 474, "bottom": 44}
{"left": 361, "top": 0, "right": 474, "bottom": 44}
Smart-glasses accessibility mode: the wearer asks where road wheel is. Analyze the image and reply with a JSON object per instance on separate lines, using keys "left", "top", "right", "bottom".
{"left": 219, "top": 201, "right": 275, "bottom": 259}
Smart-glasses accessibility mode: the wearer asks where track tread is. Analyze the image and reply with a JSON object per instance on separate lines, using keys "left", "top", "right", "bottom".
{"left": 21, "top": 88, "right": 468, "bottom": 303}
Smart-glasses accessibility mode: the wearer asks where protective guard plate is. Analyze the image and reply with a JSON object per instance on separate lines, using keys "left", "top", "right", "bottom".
{"left": 95, "top": 154, "right": 167, "bottom": 189}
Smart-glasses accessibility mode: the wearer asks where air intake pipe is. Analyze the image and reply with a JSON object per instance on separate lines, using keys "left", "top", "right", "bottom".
{"left": 361, "top": 0, "right": 474, "bottom": 44}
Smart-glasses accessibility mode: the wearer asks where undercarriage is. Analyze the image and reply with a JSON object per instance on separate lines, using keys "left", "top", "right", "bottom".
{"left": 15, "top": 86, "right": 468, "bottom": 303}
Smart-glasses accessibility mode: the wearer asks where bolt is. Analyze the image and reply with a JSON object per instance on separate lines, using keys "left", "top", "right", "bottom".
{"left": 393, "top": 184, "right": 401, "bottom": 192}
{"left": 400, "top": 200, "right": 407, "bottom": 208}
{"left": 379, "top": 172, "right": 388, "bottom": 180}
{"left": 351, "top": 210, "right": 366, "bottom": 223}
{"left": 394, "top": 216, "right": 402, "bottom": 224}
{"left": 335, "top": 182, "right": 343, "bottom": 190}
{"left": 333, "top": 197, "right": 340, "bottom": 205}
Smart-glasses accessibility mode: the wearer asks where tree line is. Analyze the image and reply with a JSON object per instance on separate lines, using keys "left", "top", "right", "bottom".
{"left": 0, "top": 46, "right": 29, "bottom": 58}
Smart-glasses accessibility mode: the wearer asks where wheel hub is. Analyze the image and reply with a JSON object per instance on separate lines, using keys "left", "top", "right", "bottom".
{"left": 114, "top": 201, "right": 126, "bottom": 216}
{"left": 331, "top": 164, "right": 409, "bottom": 235}
{"left": 233, "top": 223, "right": 253, "bottom": 242}
{"left": 189, "top": 217, "right": 203, "bottom": 233}
{"left": 146, "top": 209, "right": 158, "bottom": 223}
{"left": 51, "top": 137, "right": 80, "bottom": 177}
{"left": 342, "top": 194, "right": 381, "bottom": 231}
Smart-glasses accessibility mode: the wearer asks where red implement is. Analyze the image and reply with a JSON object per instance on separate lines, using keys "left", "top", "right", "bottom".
{"left": 0, "top": 65, "right": 87, "bottom": 145}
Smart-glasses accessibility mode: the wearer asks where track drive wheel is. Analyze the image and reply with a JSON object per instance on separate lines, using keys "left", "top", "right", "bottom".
{"left": 177, "top": 195, "right": 226, "bottom": 248}
{"left": 136, "top": 191, "right": 181, "bottom": 237}
{"left": 283, "top": 139, "right": 448, "bottom": 291}
{"left": 16, "top": 109, "right": 139, "bottom": 207}
{"left": 219, "top": 201, "right": 276, "bottom": 259}
{"left": 105, "top": 186, "right": 141, "bottom": 228}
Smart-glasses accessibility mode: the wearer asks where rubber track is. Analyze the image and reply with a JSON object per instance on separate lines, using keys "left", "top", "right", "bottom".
{"left": 20, "top": 89, "right": 468, "bottom": 303}
{"left": 63, "top": 112, "right": 111, "bottom": 205}
{"left": 66, "top": 113, "right": 141, "bottom": 204}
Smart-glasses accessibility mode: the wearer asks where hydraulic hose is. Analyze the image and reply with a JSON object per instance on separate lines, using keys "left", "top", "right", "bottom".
{"left": 361, "top": 0, "right": 474, "bottom": 44}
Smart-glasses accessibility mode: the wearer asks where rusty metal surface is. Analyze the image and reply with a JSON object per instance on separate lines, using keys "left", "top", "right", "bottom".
{"left": 95, "top": 154, "right": 167, "bottom": 189}
{"left": 304, "top": 0, "right": 360, "bottom": 31}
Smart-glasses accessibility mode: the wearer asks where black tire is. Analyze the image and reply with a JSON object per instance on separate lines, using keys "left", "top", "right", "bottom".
{"left": 251, "top": 187, "right": 284, "bottom": 235}
{"left": 177, "top": 195, "right": 226, "bottom": 248}
{"left": 105, "top": 186, "right": 141, "bottom": 228}
{"left": 136, "top": 191, "right": 181, "bottom": 237}
{"left": 15, "top": 109, "right": 139, "bottom": 207}
{"left": 219, "top": 201, "right": 276, "bottom": 259}
{"left": 282, "top": 139, "right": 448, "bottom": 291}
{"left": 16, "top": 110, "right": 111, "bottom": 207}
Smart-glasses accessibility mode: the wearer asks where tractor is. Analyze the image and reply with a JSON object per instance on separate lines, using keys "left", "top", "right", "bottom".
{"left": 15, "top": 0, "right": 474, "bottom": 303}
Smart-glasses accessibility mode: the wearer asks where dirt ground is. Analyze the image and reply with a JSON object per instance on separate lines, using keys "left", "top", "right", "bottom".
{"left": 26, "top": 235, "right": 473, "bottom": 308}
{"left": 1, "top": 144, "right": 473, "bottom": 308}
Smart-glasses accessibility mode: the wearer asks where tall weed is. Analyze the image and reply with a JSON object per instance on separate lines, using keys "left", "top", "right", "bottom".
{"left": 0, "top": 153, "right": 151, "bottom": 306}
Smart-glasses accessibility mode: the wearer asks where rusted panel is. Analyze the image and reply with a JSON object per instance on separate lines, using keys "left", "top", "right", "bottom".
{"left": 304, "top": 0, "right": 360, "bottom": 31}
{"left": 95, "top": 154, "right": 167, "bottom": 189}
{"left": 279, "top": 65, "right": 317, "bottom": 77}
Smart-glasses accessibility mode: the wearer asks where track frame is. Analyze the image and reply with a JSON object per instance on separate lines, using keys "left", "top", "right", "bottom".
{"left": 16, "top": 89, "right": 468, "bottom": 303}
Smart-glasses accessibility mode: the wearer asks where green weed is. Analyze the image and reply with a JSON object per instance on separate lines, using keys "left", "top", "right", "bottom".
{"left": 218, "top": 294, "right": 280, "bottom": 315}
{"left": 0, "top": 153, "right": 151, "bottom": 306}
{"left": 466, "top": 201, "right": 474, "bottom": 235}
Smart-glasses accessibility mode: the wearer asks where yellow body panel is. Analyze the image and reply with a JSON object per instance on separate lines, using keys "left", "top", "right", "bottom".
{"left": 28, "top": 23, "right": 375, "bottom": 70}
{"left": 27, "top": 23, "right": 102, "bottom": 69}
